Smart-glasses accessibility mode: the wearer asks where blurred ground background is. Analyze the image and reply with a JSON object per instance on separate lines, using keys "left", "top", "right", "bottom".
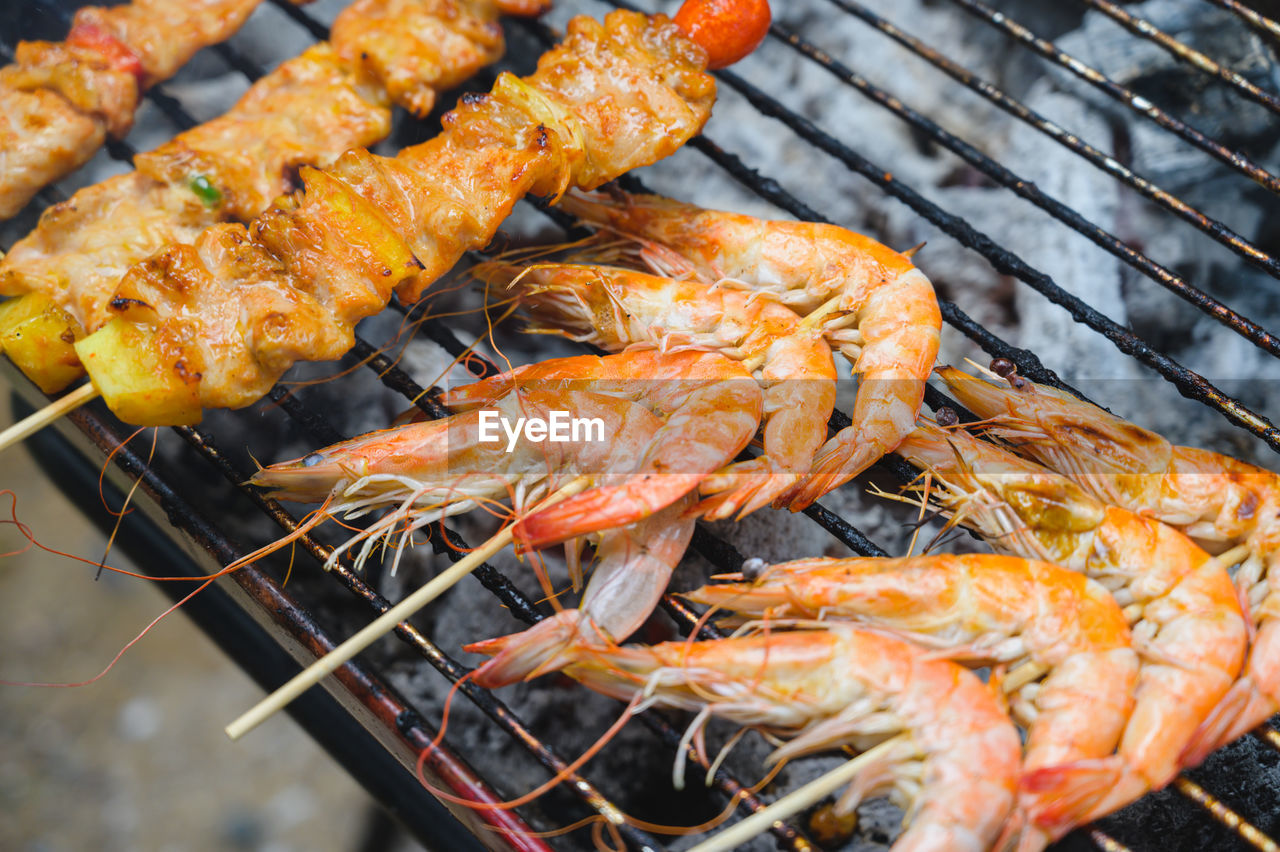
{"left": 0, "top": 402, "right": 419, "bottom": 852}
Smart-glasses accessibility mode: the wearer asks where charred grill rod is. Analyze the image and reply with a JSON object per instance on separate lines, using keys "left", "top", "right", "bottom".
{"left": 946, "top": 0, "right": 1280, "bottom": 195}
{"left": 766, "top": 19, "right": 1280, "bottom": 357}
{"left": 1078, "top": 0, "right": 1280, "bottom": 115}
{"left": 822, "top": 0, "right": 1280, "bottom": 281}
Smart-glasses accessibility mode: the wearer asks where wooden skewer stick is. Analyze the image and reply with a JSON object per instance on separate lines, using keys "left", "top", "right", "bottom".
{"left": 0, "top": 382, "right": 99, "bottom": 452}
{"left": 225, "top": 475, "right": 592, "bottom": 741}
{"left": 1001, "top": 660, "right": 1048, "bottom": 694}
{"left": 686, "top": 734, "right": 908, "bottom": 852}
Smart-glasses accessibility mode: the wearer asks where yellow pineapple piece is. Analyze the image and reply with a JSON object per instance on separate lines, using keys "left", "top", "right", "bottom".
{"left": 298, "top": 166, "right": 420, "bottom": 280}
{"left": 74, "top": 319, "right": 202, "bottom": 426}
{"left": 0, "top": 293, "right": 87, "bottom": 393}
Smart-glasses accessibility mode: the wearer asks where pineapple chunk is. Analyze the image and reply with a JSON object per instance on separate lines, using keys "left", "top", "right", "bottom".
{"left": 0, "top": 293, "right": 87, "bottom": 393}
{"left": 299, "top": 166, "right": 420, "bottom": 281}
{"left": 74, "top": 319, "right": 202, "bottom": 426}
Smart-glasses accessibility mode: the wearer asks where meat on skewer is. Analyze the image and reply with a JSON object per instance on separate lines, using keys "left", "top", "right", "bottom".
{"left": 1, "top": 0, "right": 272, "bottom": 218}
{"left": 11, "top": 0, "right": 768, "bottom": 426}
{"left": 0, "top": 0, "right": 543, "bottom": 398}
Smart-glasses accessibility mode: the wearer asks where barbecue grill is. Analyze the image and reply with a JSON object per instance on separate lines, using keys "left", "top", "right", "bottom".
{"left": 5, "top": 0, "right": 1280, "bottom": 849}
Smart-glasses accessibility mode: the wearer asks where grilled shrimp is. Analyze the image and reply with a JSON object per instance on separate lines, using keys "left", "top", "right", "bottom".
{"left": 252, "top": 388, "right": 695, "bottom": 678}
{"left": 469, "top": 623, "right": 1021, "bottom": 852}
{"left": 941, "top": 364, "right": 1280, "bottom": 762}
{"left": 442, "top": 348, "right": 762, "bottom": 546}
{"left": 897, "top": 423, "right": 1247, "bottom": 833}
{"left": 557, "top": 189, "right": 942, "bottom": 508}
{"left": 477, "top": 259, "right": 838, "bottom": 519}
{"left": 252, "top": 388, "right": 657, "bottom": 569}
{"left": 685, "top": 553, "right": 1137, "bottom": 852}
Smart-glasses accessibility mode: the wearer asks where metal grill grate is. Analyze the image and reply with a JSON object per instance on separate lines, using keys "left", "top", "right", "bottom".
{"left": 5, "top": 0, "right": 1280, "bottom": 849}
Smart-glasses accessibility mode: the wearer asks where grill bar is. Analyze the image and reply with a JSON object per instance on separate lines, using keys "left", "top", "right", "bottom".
{"left": 1091, "top": 830, "right": 1137, "bottom": 852}
{"left": 1203, "top": 0, "right": 1280, "bottom": 39}
{"left": 683, "top": 77, "right": 1280, "bottom": 450}
{"left": 210, "top": 41, "right": 263, "bottom": 83}
{"left": 946, "top": 0, "right": 1280, "bottom": 195}
{"left": 267, "top": 0, "right": 330, "bottom": 40}
{"left": 824, "top": 0, "right": 1280, "bottom": 280}
{"left": 767, "top": 18, "right": 1280, "bottom": 358}
{"left": 1080, "top": 0, "right": 1280, "bottom": 115}
{"left": 1172, "top": 777, "right": 1280, "bottom": 852}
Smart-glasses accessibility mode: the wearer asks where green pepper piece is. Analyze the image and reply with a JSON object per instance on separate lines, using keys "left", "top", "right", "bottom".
{"left": 189, "top": 175, "right": 222, "bottom": 207}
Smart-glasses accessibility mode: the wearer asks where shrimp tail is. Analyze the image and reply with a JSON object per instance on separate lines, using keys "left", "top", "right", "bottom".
{"left": 514, "top": 474, "right": 704, "bottom": 548}
{"left": 1180, "top": 678, "right": 1258, "bottom": 767}
{"left": 696, "top": 459, "right": 801, "bottom": 520}
{"left": 782, "top": 445, "right": 880, "bottom": 510}
{"left": 466, "top": 610, "right": 607, "bottom": 688}
{"left": 1019, "top": 757, "right": 1123, "bottom": 840}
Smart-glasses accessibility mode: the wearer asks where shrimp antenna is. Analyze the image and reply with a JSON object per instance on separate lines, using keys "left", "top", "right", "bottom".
{"left": 96, "top": 425, "right": 159, "bottom": 579}
{"left": 224, "top": 475, "right": 592, "bottom": 741}
{"left": 686, "top": 735, "right": 909, "bottom": 852}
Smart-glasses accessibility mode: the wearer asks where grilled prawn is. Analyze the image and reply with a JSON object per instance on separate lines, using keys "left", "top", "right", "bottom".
{"left": 476, "top": 259, "right": 838, "bottom": 519}
{"left": 252, "top": 387, "right": 694, "bottom": 674}
{"left": 469, "top": 624, "right": 1022, "bottom": 852}
{"left": 557, "top": 189, "right": 942, "bottom": 509}
{"left": 898, "top": 422, "right": 1247, "bottom": 836}
{"left": 685, "top": 553, "right": 1138, "bottom": 852}
{"left": 441, "top": 349, "right": 763, "bottom": 547}
{"left": 940, "top": 364, "right": 1280, "bottom": 763}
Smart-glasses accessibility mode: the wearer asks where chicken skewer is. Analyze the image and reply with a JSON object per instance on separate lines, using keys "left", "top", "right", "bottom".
{"left": 2, "top": 0, "right": 771, "bottom": 435}
{"left": 0, "top": 0, "right": 543, "bottom": 411}
{"left": 0, "top": 0, "right": 277, "bottom": 218}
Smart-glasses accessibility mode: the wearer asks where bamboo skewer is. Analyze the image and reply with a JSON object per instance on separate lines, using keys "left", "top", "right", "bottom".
{"left": 686, "top": 735, "right": 909, "bottom": 852}
{"left": 0, "top": 382, "right": 99, "bottom": 452}
{"left": 224, "top": 476, "right": 591, "bottom": 741}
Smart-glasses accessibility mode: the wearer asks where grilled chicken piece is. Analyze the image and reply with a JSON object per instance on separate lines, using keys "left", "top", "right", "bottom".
{"left": 0, "top": 0, "right": 265, "bottom": 218}
{"left": 133, "top": 44, "right": 392, "bottom": 221}
{"left": 1, "top": 45, "right": 388, "bottom": 333}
